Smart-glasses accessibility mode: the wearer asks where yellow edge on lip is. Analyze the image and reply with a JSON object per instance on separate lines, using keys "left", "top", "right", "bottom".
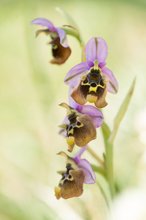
{"left": 86, "top": 94, "right": 97, "bottom": 103}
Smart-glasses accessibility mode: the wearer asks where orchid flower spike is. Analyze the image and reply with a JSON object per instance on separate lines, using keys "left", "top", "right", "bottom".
{"left": 64, "top": 37, "right": 118, "bottom": 108}
{"left": 32, "top": 17, "right": 71, "bottom": 64}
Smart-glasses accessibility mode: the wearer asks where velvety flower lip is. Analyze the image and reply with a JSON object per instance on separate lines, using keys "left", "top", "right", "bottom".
{"left": 59, "top": 103, "right": 98, "bottom": 152}
{"left": 54, "top": 149, "right": 96, "bottom": 199}
{"left": 64, "top": 37, "right": 118, "bottom": 99}
{"left": 59, "top": 102, "right": 103, "bottom": 151}
{"left": 32, "top": 17, "right": 71, "bottom": 64}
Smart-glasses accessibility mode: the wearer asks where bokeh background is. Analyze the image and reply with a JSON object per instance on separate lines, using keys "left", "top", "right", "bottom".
{"left": 1, "top": 0, "right": 146, "bottom": 219}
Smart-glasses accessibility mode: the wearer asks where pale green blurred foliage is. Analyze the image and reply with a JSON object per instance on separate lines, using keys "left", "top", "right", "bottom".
{"left": 0, "top": 0, "right": 146, "bottom": 219}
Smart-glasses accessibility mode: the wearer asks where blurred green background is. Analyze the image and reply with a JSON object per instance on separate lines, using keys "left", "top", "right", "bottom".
{"left": 1, "top": 0, "right": 146, "bottom": 219}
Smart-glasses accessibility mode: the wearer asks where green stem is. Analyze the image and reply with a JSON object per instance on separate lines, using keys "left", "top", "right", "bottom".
{"left": 101, "top": 122, "right": 115, "bottom": 198}
{"left": 87, "top": 147, "right": 104, "bottom": 167}
{"left": 62, "top": 25, "right": 85, "bottom": 61}
{"left": 92, "top": 164, "right": 106, "bottom": 178}
{"left": 62, "top": 26, "right": 84, "bottom": 47}
{"left": 105, "top": 142, "right": 115, "bottom": 198}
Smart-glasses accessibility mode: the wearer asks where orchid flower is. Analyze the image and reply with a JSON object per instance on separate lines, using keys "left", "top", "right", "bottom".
{"left": 59, "top": 101, "right": 103, "bottom": 152}
{"left": 32, "top": 18, "right": 71, "bottom": 64}
{"left": 55, "top": 147, "right": 96, "bottom": 199}
{"left": 64, "top": 37, "right": 118, "bottom": 108}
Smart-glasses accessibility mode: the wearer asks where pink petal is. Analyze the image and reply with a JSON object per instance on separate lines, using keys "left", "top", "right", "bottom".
{"left": 80, "top": 105, "right": 103, "bottom": 128}
{"left": 64, "top": 62, "right": 90, "bottom": 87}
{"left": 101, "top": 66, "right": 119, "bottom": 93}
{"left": 56, "top": 28, "right": 68, "bottom": 48}
{"left": 68, "top": 95, "right": 82, "bottom": 110}
{"left": 85, "top": 37, "right": 108, "bottom": 64}
{"left": 96, "top": 37, "right": 108, "bottom": 64}
{"left": 85, "top": 38, "right": 97, "bottom": 63}
{"left": 77, "top": 159, "right": 96, "bottom": 184}
{"left": 59, "top": 116, "right": 69, "bottom": 137}
{"left": 32, "top": 18, "right": 56, "bottom": 32}
{"left": 74, "top": 147, "right": 96, "bottom": 184}
{"left": 74, "top": 146, "right": 87, "bottom": 159}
